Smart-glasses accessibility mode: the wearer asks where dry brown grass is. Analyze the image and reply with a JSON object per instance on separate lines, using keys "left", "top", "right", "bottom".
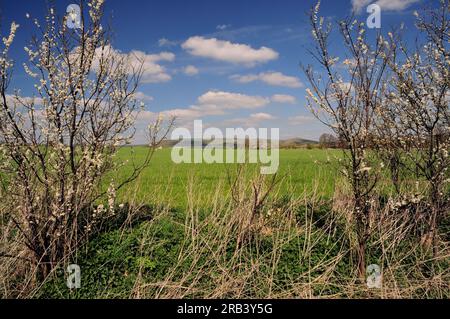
{"left": 1, "top": 168, "right": 448, "bottom": 299}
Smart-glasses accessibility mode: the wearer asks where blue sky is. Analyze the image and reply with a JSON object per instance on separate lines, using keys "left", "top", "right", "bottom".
{"left": 1, "top": 0, "right": 432, "bottom": 142}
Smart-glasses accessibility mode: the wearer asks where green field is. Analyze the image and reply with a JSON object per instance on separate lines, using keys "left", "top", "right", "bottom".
{"left": 40, "top": 147, "right": 353, "bottom": 298}
{"left": 37, "top": 146, "right": 450, "bottom": 299}
{"left": 112, "top": 147, "right": 341, "bottom": 208}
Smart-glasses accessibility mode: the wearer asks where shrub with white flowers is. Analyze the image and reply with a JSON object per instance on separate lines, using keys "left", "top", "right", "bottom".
{"left": 304, "top": 1, "right": 389, "bottom": 279}
{"left": 0, "top": 0, "right": 173, "bottom": 277}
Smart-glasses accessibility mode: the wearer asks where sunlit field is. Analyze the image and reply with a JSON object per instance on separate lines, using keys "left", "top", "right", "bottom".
{"left": 113, "top": 147, "right": 341, "bottom": 208}
{"left": 35, "top": 146, "right": 449, "bottom": 299}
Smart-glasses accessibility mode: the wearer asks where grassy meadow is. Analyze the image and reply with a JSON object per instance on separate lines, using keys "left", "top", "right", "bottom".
{"left": 33, "top": 146, "right": 448, "bottom": 299}
{"left": 113, "top": 147, "right": 341, "bottom": 208}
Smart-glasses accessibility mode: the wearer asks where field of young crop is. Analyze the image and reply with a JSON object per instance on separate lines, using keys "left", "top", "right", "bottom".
{"left": 36, "top": 148, "right": 356, "bottom": 298}
{"left": 35, "top": 146, "right": 449, "bottom": 299}
{"left": 112, "top": 147, "right": 341, "bottom": 209}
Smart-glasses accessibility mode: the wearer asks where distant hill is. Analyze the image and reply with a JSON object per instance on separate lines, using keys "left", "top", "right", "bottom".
{"left": 279, "top": 138, "right": 318, "bottom": 148}
{"left": 156, "top": 137, "right": 318, "bottom": 149}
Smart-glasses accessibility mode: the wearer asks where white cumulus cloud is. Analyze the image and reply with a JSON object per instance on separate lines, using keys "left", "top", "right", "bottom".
{"left": 183, "top": 65, "right": 199, "bottom": 76}
{"left": 250, "top": 112, "right": 277, "bottom": 120}
{"left": 197, "top": 90, "right": 270, "bottom": 110}
{"left": 92, "top": 46, "right": 175, "bottom": 84}
{"left": 351, "top": 0, "right": 419, "bottom": 14}
{"left": 181, "top": 36, "right": 279, "bottom": 66}
{"left": 158, "top": 38, "right": 177, "bottom": 47}
{"left": 288, "top": 115, "right": 315, "bottom": 125}
{"left": 132, "top": 91, "right": 154, "bottom": 103}
{"left": 271, "top": 94, "right": 297, "bottom": 104}
{"left": 131, "top": 50, "right": 175, "bottom": 83}
{"left": 159, "top": 90, "right": 271, "bottom": 122}
{"left": 230, "top": 71, "right": 303, "bottom": 88}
